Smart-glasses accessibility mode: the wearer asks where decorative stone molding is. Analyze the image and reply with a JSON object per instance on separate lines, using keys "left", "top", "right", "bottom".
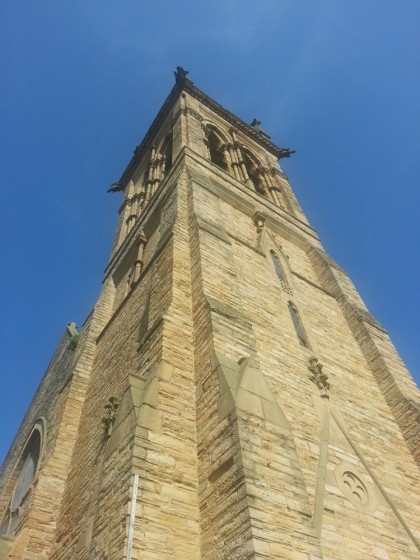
{"left": 197, "top": 217, "right": 231, "bottom": 244}
{"left": 308, "top": 357, "right": 330, "bottom": 398}
{"left": 212, "top": 353, "right": 290, "bottom": 427}
{"left": 0, "top": 419, "right": 46, "bottom": 538}
{"left": 102, "top": 397, "right": 119, "bottom": 437}
{"left": 105, "top": 362, "right": 173, "bottom": 458}
{"left": 342, "top": 471, "right": 369, "bottom": 505}
{"left": 287, "top": 302, "right": 312, "bottom": 350}
{"left": 334, "top": 460, "right": 376, "bottom": 514}
{"left": 132, "top": 229, "right": 148, "bottom": 285}
{"left": 181, "top": 106, "right": 203, "bottom": 122}
{"left": 252, "top": 211, "right": 266, "bottom": 236}
{"left": 270, "top": 167, "right": 289, "bottom": 180}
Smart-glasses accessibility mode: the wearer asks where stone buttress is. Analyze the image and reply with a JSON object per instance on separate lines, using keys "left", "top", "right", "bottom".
{"left": 1, "top": 69, "right": 419, "bottom": 559}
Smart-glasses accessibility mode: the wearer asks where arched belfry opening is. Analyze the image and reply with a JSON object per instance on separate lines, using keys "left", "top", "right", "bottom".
{"left": 242, "top": 148, "right": 265, "bottom": 194}
{"left": 204, "top": 126, "right": 228, "bottom": 171}
{"left": 160, "top": 132, "right": 173, "bottom": 175}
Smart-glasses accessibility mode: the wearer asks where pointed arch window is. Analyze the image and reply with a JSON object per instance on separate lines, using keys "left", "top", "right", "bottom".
{"left": 0, "top": 423, "right": 43, "bottom": 537}
{"left": 270, "top": 250, "right": 285, "bottom": 281}
{"left": 288, "top": 301, "right": 311, "bottom": 349}
{"left": 161, "top": 133, "right": 173, "bottom": 175}
{"left": 206, "top": 129, "right": 228, "bottom": 171}
{"left": 270, "top": 250, "right": 291, "bottom": 294}
{"left": 242, "top": 150, "right": 265, "bottom": 195}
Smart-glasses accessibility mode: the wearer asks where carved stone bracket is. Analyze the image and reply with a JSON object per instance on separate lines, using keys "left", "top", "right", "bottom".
{"left": 252, "top": 211, "right": 266, "bottom": 235}
{"left": 102, "top": 397, "right": 120, "bottom": 437}
{"left": 308, "top": 357, "right": 330, "bottom": 399}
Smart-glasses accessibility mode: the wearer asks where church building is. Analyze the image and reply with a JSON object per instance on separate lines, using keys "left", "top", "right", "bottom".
{"left": 1, "top": 68, "right": 419, "bottom": 559}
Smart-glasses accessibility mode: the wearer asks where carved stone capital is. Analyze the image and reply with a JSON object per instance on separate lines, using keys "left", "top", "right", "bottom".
{"left": 102, "top": 397, "right": 120, "bottom": 437}
{"left": 252, "top": 212, "right": 267, "bottom": 239}
{"left": 308, "top": 357, "right": 330, "bottom": 399}
{"left": 229, "top": 127, "right": 238, "bottom": 141}
{"left": 135, "top": 228, "right": 147, "bottom": 246}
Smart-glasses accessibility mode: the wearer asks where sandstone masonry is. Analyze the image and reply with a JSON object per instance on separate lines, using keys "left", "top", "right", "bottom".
{"left": 1, "top": 69, "right": 419, "bottom": 560}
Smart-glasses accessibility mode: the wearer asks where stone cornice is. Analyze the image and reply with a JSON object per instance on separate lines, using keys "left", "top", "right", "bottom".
{"left": 109, "top": 75, "right": 294, "bottom": 193}
{"left": 182, "top": 80, "right": 294, "bottom": 160}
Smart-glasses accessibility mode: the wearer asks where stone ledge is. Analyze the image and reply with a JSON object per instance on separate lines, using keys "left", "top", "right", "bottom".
{"left": 291, "top": 270, "right": 336, "bottom": 299}
{"left": 205, "top": 296, "right": 247, "bottom": 322}
{"left": 196, "top": 216, "right": 231, "bottom": 244}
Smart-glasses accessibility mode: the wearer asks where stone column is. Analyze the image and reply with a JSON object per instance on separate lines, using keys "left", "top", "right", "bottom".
{"left": 227, "top": 145, "right": 242, "bottom": 180}
{"left": 262, "top": 170, "right": 273, "bottom": 188}
{"left": 202, "top": 126, "right": 211, "bottom": 160}
{"left": 125, "top": 184, "right": 137, "bottom": 233}
{"left": 132, "top": 195, "right": 139, "bottom": 217}
{"left": 152, "top": 159, "right": 161, "bottom": 195}
{"left": 145, "top": 163, "right": 154, "bottom": 204}
{"left": 228, "top": 129, "right": 244, "bottom": 181}
{"left": 222, "top": 144, "right": 234, "bottom": 175}
{"left": 126, "top": 215, "right": 136, "bottom": 234}
{"left": 271, "top": 168, "right": 302, "bottom": 218}
{"left": 132, "top": 229, "right": 148, "bottom": 285}
{"left": 235, "top": 145, "right": 254, "bottom": 189}
{"left": 138, "top": 187, "right": 146, "bottom": 214}
{"left": 259, "top": 170, "right": 271, "bottom": 196}
{"left": 271, "top": 187, "right": 283, "bottom": 208}
{"left": 268, "top": 187, "right": 278, "bottom": 205}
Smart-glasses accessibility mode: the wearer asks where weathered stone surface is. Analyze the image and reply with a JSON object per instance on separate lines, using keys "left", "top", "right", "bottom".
{"left": 1, "top": 74, "right": 419, "bottom": 559}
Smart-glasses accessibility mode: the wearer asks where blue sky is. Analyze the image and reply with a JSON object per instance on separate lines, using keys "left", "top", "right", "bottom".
{"left": 1, "top": 1, "right": 419, "bottom": 464}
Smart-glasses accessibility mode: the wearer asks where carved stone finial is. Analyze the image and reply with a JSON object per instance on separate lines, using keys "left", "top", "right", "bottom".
{"left": 102, "top": 397, "right": 119, "bottom": 437}
{"left": 308, "top": 357, "right": 330, "bottom": 399}
{"left": 174, "top": 66, "right": 189, "bottom": 85}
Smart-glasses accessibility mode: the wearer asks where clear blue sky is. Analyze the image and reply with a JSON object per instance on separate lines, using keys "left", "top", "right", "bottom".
{"left": 1, "top": 1, "right": 419, "bottom": 464}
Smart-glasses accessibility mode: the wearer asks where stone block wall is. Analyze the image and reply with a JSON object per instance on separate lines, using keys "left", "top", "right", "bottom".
{"left": 2, "top": 81, "right": 419, "bottom": 559}
{"left": 0, "top": 323, "right": 83, "bottom": 559}
{"left": 184, "top": 150, "right": 420, "bottom": 558}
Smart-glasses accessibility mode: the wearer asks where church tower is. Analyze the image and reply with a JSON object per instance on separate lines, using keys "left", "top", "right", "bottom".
{"left": 1, "top": 68, "right": 419, "bottom": 560}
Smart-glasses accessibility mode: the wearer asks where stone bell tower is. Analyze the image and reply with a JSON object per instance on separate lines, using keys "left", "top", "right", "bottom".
{"left": 1, "top": 68, "right": 419, "bottom": 560}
